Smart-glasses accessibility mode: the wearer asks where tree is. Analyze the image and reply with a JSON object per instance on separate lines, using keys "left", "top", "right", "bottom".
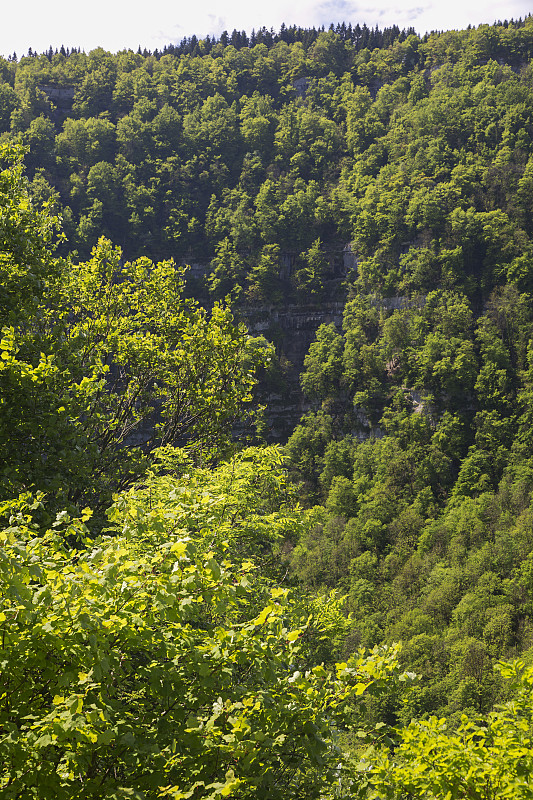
{"left": 56, "top": 116, "right": 116, "bottom": 172}
{"left": 207, "top": 237, "right": 245, "bottom": 300}
{"left": 0, "top": 144, "right": 262, "bottom": 513}
{"left": 364, "top": 660, "right": 533, "bottom": 799}
{"left": 285, "top": 411, "right": 334, "bottom": 495}
{"left": 301, "top": 323, "right": 344, "bottom": 401}
{"left": 0, "top": 81, "right": 18, "bottom": 132}
{"left": 0, "top": 142, "right": 61, "bottom": 322}
{"left": 0, "top": 449, "right": 413, "bottom": 799}
{"left": 239, "top": 92, "right": 276, "bottom": 154}
{"left": 293, "top": 238, "right": 328, "bottom": 300}
{"left": 247, "top": 243, "right": 281, "bottom": 302}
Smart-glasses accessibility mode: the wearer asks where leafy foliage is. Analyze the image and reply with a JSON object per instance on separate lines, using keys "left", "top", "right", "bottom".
{"left": 286, "top": 282, "right": 533, "bottom": 722}
{"left": 1, "top": 19, "right": 531, "bottom": 305}
{"left": 0, "top": 452, "right": 412, "bottom": 800}
{"left": 362, "top": 660, "right": 533, "bottom": 799}
{"left": 6, "top": 16, "right": 533, "bottom": 797}
{"left": 0, "top": 143, "right": 262, "bottom": 513}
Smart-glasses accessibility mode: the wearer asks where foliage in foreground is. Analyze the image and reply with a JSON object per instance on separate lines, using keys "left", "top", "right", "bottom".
{"left": 0, "top": 141, "right": 264, "bottom": 516}
{"left": 0, "top": 447, "right": 412, "bottom": 800}
{"left": 359, "top": 660, "right": 533, "bottom": 799}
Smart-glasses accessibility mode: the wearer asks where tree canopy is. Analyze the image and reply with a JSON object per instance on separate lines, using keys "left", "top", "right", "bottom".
{"left": 0, "top": 142, "right": 262, "bottom": 515}
{"left": 4, "top": 16, "right": 533, "bottom": 798}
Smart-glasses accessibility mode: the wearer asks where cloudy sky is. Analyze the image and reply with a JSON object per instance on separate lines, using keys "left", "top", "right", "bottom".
{"left": 1, "top": 0, "right": 532, "bottom": 57}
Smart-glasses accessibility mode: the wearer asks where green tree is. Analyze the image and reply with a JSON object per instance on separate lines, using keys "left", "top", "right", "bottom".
{"left": 0, "top": 81, "right": 18, "bottom": 132}
{"left": 247, "top": 243, "right": 281, "bottom": 302}
{"left": 239, "top": 92, "right": 276, "bottom": 154}
{"left": 301, "top": 323, "right": 344, "bottom": 402}
{"left": 0, "top": 452, "right": 412, "bottom": 800}
{"left": 293, "top": 238, "right": 328, "bottom": 300}
{"left": 0, "top": 145, "right": 261, "bottom": 512}
{"left": 0, "top": 142, "right": 61, "bottom": 321}
{"left": 207, "top": 237, "right": 245, "bottom": 300}
{"left": 365, "top": 660, "right": 533, "bottom": 800}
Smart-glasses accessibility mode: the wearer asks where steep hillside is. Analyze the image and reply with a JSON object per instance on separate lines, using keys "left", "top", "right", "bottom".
{"left": 0, "top": 18, "right": 531, "bottom": 308}
{"left": 4, "top": 15, "right": 533, "bottom": 725}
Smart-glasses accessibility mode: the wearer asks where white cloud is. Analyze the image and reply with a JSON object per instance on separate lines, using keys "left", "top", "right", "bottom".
{"left": 1, "top": 0, "right": 531, "bottom": 57}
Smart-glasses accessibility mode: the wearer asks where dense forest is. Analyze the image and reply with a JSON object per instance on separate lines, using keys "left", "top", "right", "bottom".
{"left": 3, "top": 15, "right": 533, "bottom": 798}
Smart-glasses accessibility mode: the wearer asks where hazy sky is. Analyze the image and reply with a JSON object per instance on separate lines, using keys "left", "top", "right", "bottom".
{"left": 2, "top": 0, "right": 532, "bottom": 57}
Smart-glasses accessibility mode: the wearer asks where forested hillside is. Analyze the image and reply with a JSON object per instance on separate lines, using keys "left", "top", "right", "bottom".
{"left": 3, "top": 15, "right": 533, "bottom": 798}
{"left": 1, "top": 17, "right": 533, "bottom": 302}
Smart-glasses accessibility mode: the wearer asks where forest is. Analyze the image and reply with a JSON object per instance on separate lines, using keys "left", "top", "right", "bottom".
{"left": 2, "top": 14, "right": 533, "bottom": 798}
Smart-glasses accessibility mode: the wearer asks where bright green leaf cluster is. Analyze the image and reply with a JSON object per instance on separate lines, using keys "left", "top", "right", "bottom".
{"left": 0, "top": 449, "right": 410, "bottom": 799}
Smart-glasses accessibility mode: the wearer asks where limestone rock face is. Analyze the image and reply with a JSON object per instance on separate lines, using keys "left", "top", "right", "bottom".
{"left": 240, "top": 302, "right": 344, "bottom": 441}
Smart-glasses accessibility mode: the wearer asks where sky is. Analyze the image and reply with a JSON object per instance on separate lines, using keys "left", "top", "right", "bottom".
{"left": 1, "top": 0, "right": 532, "bottom": 58}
